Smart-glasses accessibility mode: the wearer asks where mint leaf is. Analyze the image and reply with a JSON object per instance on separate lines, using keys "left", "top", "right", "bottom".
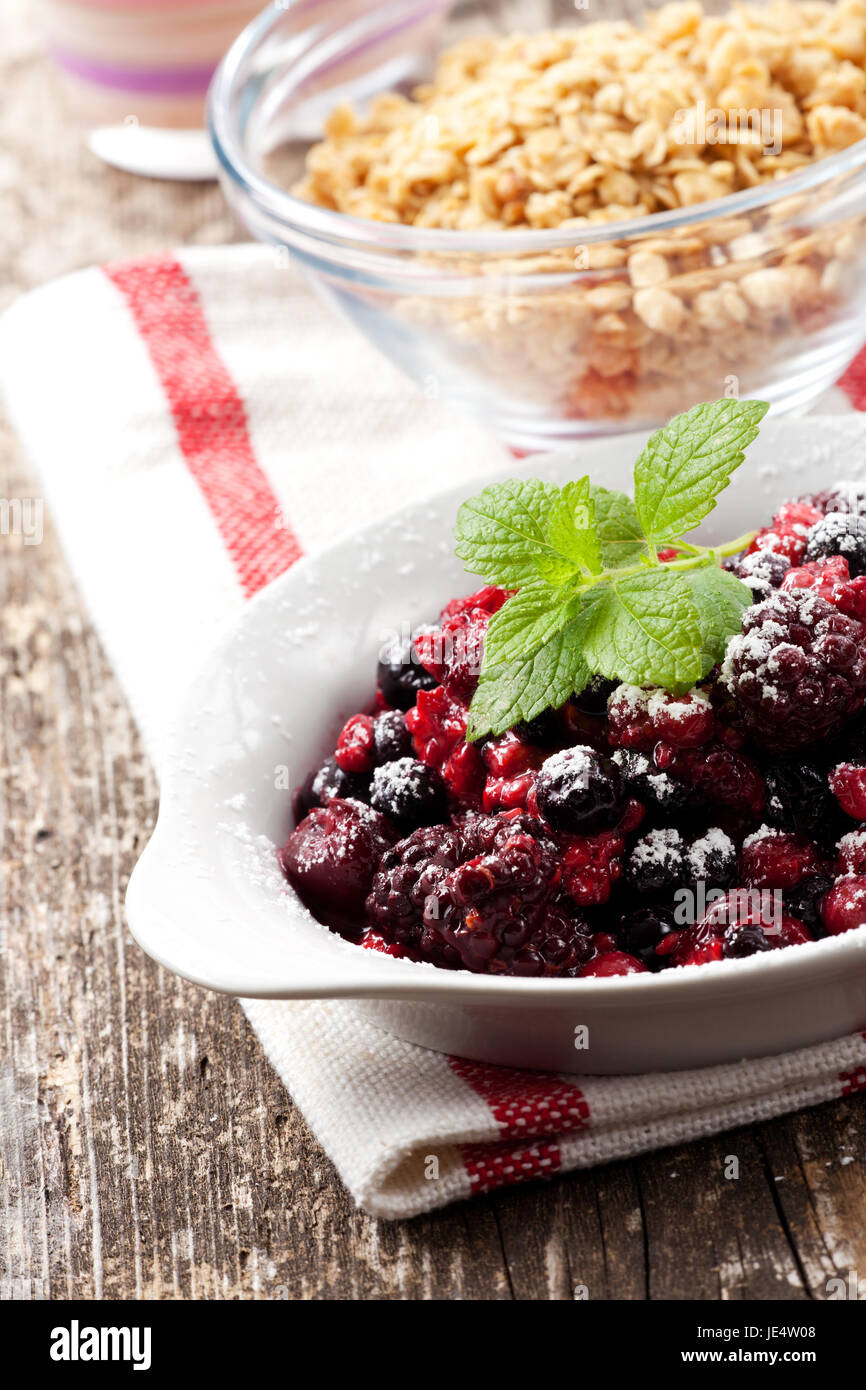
{"left": 679, "top": 564, "right": 753, "bottom": 673}
{"left": 633, "top": 398, "right": 769, "bottom": 547}
{"left": 536, "top": 477, "right": 603, "bottom": 582}
{"left": 467, "top": 626, "right": 591, "bottom": 740}
{"left": 581, "top": 570, "right": 703, "bottom": 690}
{"left": 454, "top": 479, "right": 560, "bottom": 587}
{"left": 482, "top": 584, "right": 583, "bottom": 671}
{"left": 591, "top": 485, "right": 648, "bottom": 567}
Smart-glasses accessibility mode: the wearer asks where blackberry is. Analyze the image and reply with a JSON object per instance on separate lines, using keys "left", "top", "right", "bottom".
{"left": 805, "top": 513, "right": 866, "bottom": 577}
{"left": 736, "top": 549, "right": 791, "bottom": 599}
{"left": 377, "top": 635, "right": 438, "bottom": 711}
{"left": 423, "top": 824, "right": 593, "bottom": 976}
{"left": 612, "top": 748, "right": 694, "bottom": 815}
{"left": 366, "top": 824, "right": 463, "bottom": 960}
{"left": 721, "top": 588, "right": 866, "bottom": 752}
{"left": 535, "top": 745, "right": 626, "bottom": 833}
{"left": 626, "top": 828, "right": 685, "bottom": 894}
{"left": 685, "top": 829, "right": 736, "bottom": 888}
{"left": 372, "top": 710, "right": 413, "bottom": 763}
{"left": 764, "top": 760, "right": 835, "bottom": 835}
{"left": 369, "top": 757, "right": 446, "bottom": 830}
{"left": 784, "top": 873, "right": 834, "bottom": 934}
{"left": 292, "top": 755, "right": 370, "bottom": 821}
{"left": 280, "top": 799, "right": 394, "bottom": 927}
{"left": 616, "top": 906, "right": 677, "bottom": 971}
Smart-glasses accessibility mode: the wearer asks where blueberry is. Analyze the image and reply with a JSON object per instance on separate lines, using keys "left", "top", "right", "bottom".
{"left": 784, "top": 873, "right": 834, "bottom": 934}
{"left": 735, "top": 549, "right": 790, "bottom": 598}
{"left": 535, "top": 745, "right": 626, "bottom": 834}
{"left": 377, "top": 636, "right": 438, "bottom": 711}
{"left": 373, "top": 710, "right": 413, "bottom": 763}
{"left": 573, "top": 675, "right": 619, "bottom": 714}
{"left": 612, "top": 748, "right": 694, "bottom": 815}
{"left": 685, "top": 829, "right": 736, "bottom": 889}
{"left": 617, "top": 906, "right": 677, "bottom": 971}
{"left": 369, "top": 757, "right": 446, "bottom": 830}
{"left": 626, "top": 828, "right": 685, "bottom": 895}
{"left": 292, "top": 756, "right": 371, "bottom": 822}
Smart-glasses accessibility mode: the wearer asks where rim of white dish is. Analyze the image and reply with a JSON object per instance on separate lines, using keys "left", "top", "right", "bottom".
{"left": 208, "top": 0, "right": 866, "bottom": 258}
{"left": 130, "top": 418, "right": 866, "bottom": 1001}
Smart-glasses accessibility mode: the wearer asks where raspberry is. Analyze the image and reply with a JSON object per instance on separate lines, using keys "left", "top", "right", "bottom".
{"left": 422, "top": 822, "right": 594, "bottom": 976}
{"left": 335, "top": 713, "right": 376, "bottom": 773}
{"left": 616, "top": 906, "right": 678, "bottom": 970}
{"left": 372, "top": 710, "right": 413, "bottom": 763}
{"left": 414, "top": 587, "right": 507, "bottom": 698}
{"left": 829, "top": 761, "right": 866, "bottom": 819}
{"left": 280, "top": 799, "right": 394, "bottom": 926}
{"left": 611, "top": 749, "right": 694, "bottom": 816}
{"left": 365, "top": 824, "right": 463, "bottom": 961}
{"left": 721, "top": 588, "right": 866, "bottom": 752}
{"left": 781, "top": 554, "right": 851, "bottom": 602}
{"left": 805, "top": 513, "right": 866, "bottom": 577}
{"left": 560, "top": 828, "right": 625, "bottom": 906}
{"left": 837, "top": 830, "right": 866, "bottom": 875}
{"left": 764, "top": 759, "right": 835, "bottom": 836}
{"left": 483, "top": 770, "right": 538, "bottom": 814}
{"left": 406, "top": 684, "right": 468, "bottom": 768}
{"left": 736, "top": 549, "right": 791, "bottom": 598}
{"left": 377, "top": 635, "right": 438, "bottom": 710}
{"left": 292, "top": 755, "right": 370, "bottom": 821}
{"left": 579, "top": 951, "right": 647, "bottom": 977}
{"left": 740, "top": 827, "right": 824, "bottom": 889}
{"left": 657, "top": 890, "right": 811, "bottom": 966}
{"left": 438, "top": 585, "right": 509, "bottom": 621}
{"left": 626, "top": 828, "right": 685, "bottom": 894}
{"left": 535, "top": 745, "right": 626, "bottom": 833}
{"left": 820, "top": 876, "right": 866, "bottom": 935}
{"left": 607, "top": 684, "right": 714, "bottom": 752}
{"left": 439, "top": 740, "right": 485, "bottom": 808}
{"left": 369, "top": 757, "right": 446, "bottom": 830}
{"left": 746, "top": 501, "right": 823, "bottom": 564}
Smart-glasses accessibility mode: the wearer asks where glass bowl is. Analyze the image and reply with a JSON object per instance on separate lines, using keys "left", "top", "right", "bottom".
{"left": 210, "top": 0, "right": 866, "bottom": 450}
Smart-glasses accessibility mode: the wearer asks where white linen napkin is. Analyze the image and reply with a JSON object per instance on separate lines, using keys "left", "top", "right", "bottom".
{"left": 2, "top": 243, "right": 864, "bottom": 1219}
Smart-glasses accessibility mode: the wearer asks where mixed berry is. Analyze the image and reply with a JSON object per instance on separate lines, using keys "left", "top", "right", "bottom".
{"left": 279, "top": 486, "right": 866, "bottom": 978}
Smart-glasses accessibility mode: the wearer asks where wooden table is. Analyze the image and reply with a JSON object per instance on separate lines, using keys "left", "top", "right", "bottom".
{"left": 2, "top": 3, "right": 865, "bottom": 1302}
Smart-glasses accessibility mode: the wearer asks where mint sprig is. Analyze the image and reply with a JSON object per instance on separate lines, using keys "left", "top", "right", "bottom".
{"left": 454, "top": 398, "right": 767, "bottom": 740}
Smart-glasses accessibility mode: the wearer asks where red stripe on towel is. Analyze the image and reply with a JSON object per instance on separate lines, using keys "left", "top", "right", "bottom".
{"left": 104, "top": 254, "right": 302, "bottom": 597}
{"left": 837, "top": 346, "right": 866, "bottom": 412}
{"left": 450, "top": 1057, "right": 589, "bottom": 1193}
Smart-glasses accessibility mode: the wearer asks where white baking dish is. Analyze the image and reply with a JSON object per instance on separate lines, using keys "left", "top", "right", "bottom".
{"left": 126, "top": 415, "right": 866, "bottom": 1073}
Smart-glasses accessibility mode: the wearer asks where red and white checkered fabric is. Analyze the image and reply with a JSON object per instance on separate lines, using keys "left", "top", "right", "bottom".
{"left": 2, "top": 245, "right": 865, "bottom": 1219}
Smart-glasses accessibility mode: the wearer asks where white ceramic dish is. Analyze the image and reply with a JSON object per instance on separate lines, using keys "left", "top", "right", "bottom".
{"left": 126, "top": 416, "right": 866, "bottom": 1074}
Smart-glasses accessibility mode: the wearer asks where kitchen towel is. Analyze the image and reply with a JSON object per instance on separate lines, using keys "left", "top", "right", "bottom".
{"left": 2, "top": 243, "right": 865, "bottom": 1220}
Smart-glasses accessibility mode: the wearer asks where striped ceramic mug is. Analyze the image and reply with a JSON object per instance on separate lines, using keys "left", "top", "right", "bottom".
{"left": 42, "top": 0, "right": 266, "bottom": 128}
